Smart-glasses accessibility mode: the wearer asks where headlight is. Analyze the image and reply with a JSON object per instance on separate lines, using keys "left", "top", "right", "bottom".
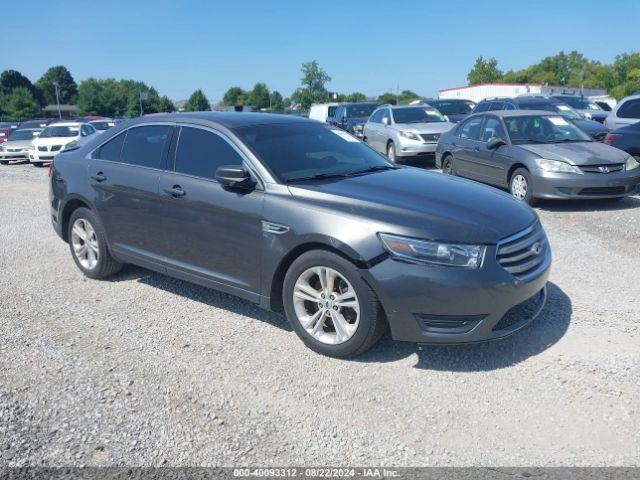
{"left": 626, "top": 155, "right": 640, "bottom": 171}
{"left": 535, "top": 158, "right": 579, "bottom": 173}
{"left": 379, "top": 233, "right": 486, "bottom": 269}
{"left": 353, "top": 124, "right": 363, "bottom": 132}
{"left": 399, "top": 131, "right": 421, "bottom": 141}
{"left": 64, "top": 140, "right": 78, "bottom": 150}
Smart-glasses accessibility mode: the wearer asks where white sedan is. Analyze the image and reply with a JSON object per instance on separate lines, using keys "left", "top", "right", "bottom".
{"left": 29, "top": 122, "right": 98, "bottom": 167}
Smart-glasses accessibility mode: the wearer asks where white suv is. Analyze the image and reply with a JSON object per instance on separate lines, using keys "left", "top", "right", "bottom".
{"left": 29, "top": 122, "right": 97, "bottom": 166}
{"left": 605, "top": 94, "right": 640, "bottom": 130}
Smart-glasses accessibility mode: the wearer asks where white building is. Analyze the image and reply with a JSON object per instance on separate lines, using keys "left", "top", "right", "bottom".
{"left": 438, "top": 83, "right": 607, "bottom": 104}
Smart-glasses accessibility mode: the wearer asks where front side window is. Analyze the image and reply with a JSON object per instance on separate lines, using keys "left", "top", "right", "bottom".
{"left": 234, "top": 123, "right": 391, "bottom": 182}
{"left": 327, "top": 106, "right": 337, "bottom": 118}
{"left": 457, "top": 116, "right": 483, "bottom": 140}
{"left": 120, "top": 125, "right": 172, "bottom": 168}
{"left": 504, "top": 115, "right": 592, "bottom": 144}
{"left": 391, "top": 107, "right": 445, "bottom": 124}
{"left": 618, "top": 99, "right": 640, "bottom": 119}
{"left": 481, "top": 117, "right": 507, "bottom": 142}
{"left": 346, "top": 104, "right": 378, "bottom": 118}
{"left": 174, "top": 127, "right": 244, "bottom": 179}
{"left": 380, "top": 109, "right": 391, "bottom": 124}
{"left": 92, "top": 132, "right": 126, "bottom": 161}
{"left": 369, "top": 110, "right": 384, "bottom": 123}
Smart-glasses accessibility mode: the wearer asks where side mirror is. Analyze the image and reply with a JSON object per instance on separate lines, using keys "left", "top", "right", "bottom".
{"left": 486, "top": 137, "right": 506, "bottom": 150}
{"left": 382, "top": 117, "right": 389, "bottom": 126}
{"left": 215, "top": 165, "right": 255, "bottom": 189}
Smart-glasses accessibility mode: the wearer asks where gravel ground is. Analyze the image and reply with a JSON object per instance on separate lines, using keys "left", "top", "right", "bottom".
{"left": 1, "top": 163, "right": 639, "bottom": 467}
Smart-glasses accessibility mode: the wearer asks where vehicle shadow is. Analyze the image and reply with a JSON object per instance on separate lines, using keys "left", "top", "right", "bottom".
{"left": 535, "top": 195, "right": 640, "bottom": 212}
{"left": 107, "top": 264, "right": 292, "bottom": 332}
{"left": 356, "top": 282, "right": 572, "bottom": 371}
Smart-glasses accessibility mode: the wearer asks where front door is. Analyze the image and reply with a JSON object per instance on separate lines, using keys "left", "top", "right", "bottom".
{"left": 451, "top": 116, "right": 484, "bottom": 179}
{"left": 159, "top": 125, "right": 265, "bottom": 299}
{"left": 474, "top": 116, "right": 510, "bottom": 186}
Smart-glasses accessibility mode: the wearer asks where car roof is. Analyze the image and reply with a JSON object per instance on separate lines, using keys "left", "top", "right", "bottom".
{"left": 479, "top": 110, "right": 558, "bottom": 118}
{"left": 121, "top": 112, "right": 317, "bottom": 129}
{"left": 44, "top": 122, "right": 85, "bottom": 127}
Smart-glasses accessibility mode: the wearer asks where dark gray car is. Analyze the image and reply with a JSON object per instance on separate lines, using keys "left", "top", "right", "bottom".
{"left": 50, "top": 112, "right": 550, "bottom": 358}
{"left": 436, "top": 110, "right": 640, "bottom": 204}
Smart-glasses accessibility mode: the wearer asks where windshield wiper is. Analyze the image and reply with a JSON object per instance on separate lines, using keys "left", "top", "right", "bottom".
{"left": 285, "top": 172, "right": 348, "bottom": 183}
{"left": 555, "top": 138, "right": 590, "bottom": 143}
{"left": 517, "top": 139, "right": 550, "bottom": 144}
{"left": 344, "top": 165, "right": 398, "bottom": 177}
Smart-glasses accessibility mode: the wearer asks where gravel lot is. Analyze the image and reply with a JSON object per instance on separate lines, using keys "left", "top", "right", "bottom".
{"left": 1, "top": 163, "right": 639, "bottom": 467}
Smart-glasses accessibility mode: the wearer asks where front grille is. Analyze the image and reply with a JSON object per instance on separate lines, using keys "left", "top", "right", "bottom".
{"left": 420, "top": 133, "right": 440, "bottom": 143}
{"left": 496, "top": 222, "right": 548, "bottom": 279}
{"left": 579, "top": 186, "right": 626, "bottom": 196}
{"left": 592, "top": 132, "right": 607, "bottom": 142}
{"left": 37, "top": 146, "right": 48, "bottom": 152}
{"left": 579, "top": 164, "right": 624, "bottom": 174}
{"left": 492, "top": 289, "right": 546, "bottom": 332}
{"left": 50, "top": 145, "right": 63, "bottom": 151}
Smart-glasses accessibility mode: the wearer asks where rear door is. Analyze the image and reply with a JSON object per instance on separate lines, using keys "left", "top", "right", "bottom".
{"left": 159, "top": 124, "right": 265, "bottom": 299}
{"left": 89, "top": 124, "right": 174, "bottom": 269}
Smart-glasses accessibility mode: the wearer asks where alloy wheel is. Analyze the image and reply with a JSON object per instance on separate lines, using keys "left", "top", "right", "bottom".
{"left": 71, "top": 218, "right": 99, "bottom": 270}
{"left": 511, "top": 174, "right": 528, "bottom": 200}
{"left": 292, "top": 266, "right": 360, "bottom": 345}
{"left": 387, "top": 143, "right": 395, "bottom": 162}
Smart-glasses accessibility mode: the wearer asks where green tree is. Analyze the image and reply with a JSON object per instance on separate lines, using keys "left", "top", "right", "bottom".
{"left": 223, "top": 87, "right": 247, "bottom": 106}
{"left": 377, "top": 92, "right": 397, "bottom": 105}
{"left": 398, "top": 90, "right": 420, "bottom": 104}
{"left": 0, "top": 69, "right": 45, "bottom": 106}
{"left": 291, "top": 61, "right": 331, "bottom": 110}
{"left": 184, "top": 89, "right": 210, "bottom": 111}
{"left": 158, "top": 95, "right": 176, "bottom": 112}
{"left": 270, "top": 90, "right": 284, "bottom": 111}
{"left": 345, "top": 92, "right": 366, "bottom": 103}
{"left": 467, "top": 56, "right": 503, "bottom": 85}
{"left": 35, "top": 66, "right": 78, "bottom": 105}
{"left": 248, "top": 82, "right": 271, "bottom": 109}
{"left": 4, "top": 87, "right": 41, "bottom": 118}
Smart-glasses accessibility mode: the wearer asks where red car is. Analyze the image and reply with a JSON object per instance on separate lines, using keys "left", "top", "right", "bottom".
{"left": 0, "top": 128, "right": 11, "bottom": 144}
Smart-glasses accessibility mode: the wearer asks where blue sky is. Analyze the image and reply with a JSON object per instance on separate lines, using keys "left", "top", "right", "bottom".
{"left": 2, "top": 0, "right": 639, "bottom": 102}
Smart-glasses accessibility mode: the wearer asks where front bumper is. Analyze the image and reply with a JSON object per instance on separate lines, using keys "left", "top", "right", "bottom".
{"left": 532, "top": 169, "right": 640, "bottom": 199}
{"left": 29, "top": 149, "right": 61, "bottom": 163}
{"left": 362, "top": 245, "right": 551, "bottom": 344}
{"left": 396, "top": 139, "right": 438, "bottom": 157}
{"left": 0, "top": 150, "right": 29, "bottom": 161}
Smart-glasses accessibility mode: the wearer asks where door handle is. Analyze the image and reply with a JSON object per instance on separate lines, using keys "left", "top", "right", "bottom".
{"left": 164, "top": 185, "right": 186, "bottom": 198}
{"left": 91, "top": 172, "right": 106, "bottom": 182}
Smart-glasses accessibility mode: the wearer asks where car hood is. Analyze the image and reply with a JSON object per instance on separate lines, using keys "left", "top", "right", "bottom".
{"left": 287, "top": 168, "right": 536, "bottom": 244}
{"left": 2, "top": 139, "right": 33, "bottom": 149}
{"left": 33, "top": 136, "right": 78, "bottom": 147}
{"left": 519, "top": 141, "right": 629, "bottom": 165}
{"left": 573, "top": 118, "right": 608, "bottom": 134}
{"left": 395, "top": 122, "right": 455, "bottom": 134}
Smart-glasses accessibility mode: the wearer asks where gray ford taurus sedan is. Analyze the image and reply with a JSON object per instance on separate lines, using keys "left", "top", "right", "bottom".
{"left": 50, "top": 112, "right": 550, "bottom": 358}
{"left": 436, "top": 110, "right": 640, "bottom": 204}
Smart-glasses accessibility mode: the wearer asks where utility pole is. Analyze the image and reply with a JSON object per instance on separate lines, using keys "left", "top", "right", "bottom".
{"left": 53, "top": 81, "right": 61, "bottom": 119}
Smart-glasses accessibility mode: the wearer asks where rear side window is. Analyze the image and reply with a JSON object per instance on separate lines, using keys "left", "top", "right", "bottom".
{"left": 174, "top": 127, "right": 244, "bottom": 179}
{"left": 488, "top": 102, "right": 505, "bottom": 111}
{"left": 120, "top": 125, "right": 172, "bottom": 169}
{"left": 618, "top": 99, "right": 640, "bottom": 119}
{"left": 457, "top": 116, "right": 483, "bottom": 140}
{"left": 92, "top": 132, "right": 126, "bottom": 161}
{"left": 473, "top": 102, "right": 490, "bottom": 113}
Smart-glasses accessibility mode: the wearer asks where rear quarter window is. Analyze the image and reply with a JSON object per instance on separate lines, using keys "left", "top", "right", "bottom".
{"left": 618, "top": 99, "right": 640, "bottom": 119}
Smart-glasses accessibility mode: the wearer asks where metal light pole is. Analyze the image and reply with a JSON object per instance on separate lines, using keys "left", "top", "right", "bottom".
{"left": 53, "top": 81, "right": 61, "bottom": 119}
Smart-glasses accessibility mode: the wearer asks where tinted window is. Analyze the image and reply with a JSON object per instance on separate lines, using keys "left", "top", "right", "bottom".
{"left": 175, "top": 127, "right": 244, "bottom": 179}
{"left": 327, "top": 106, "right": 337, "bottom": 118}
{"left": 481, "top": 117, "right": 506, "bottom": 142}
{"left": 457, "top": 117, "right": 483, "bottom": 140}
{"left": 346, "top": 104, "right": 378, "bottom": 118}
{"left": 503, "top": 103, "right": 516, "bottom": 110}
{"left": 488, "top": 102, "right": 505, "bottom": 111}
{"left": 392, "top": 107, "right": 445, "bottom": 124}
{"left": 618, "top": 99, "right": 640, "bottom": 119}
{"left": 234, "top": 123, "right": 391, "bottom": 182}
{"left": 504, "top": 115, "right": 591, "bottom": 144}
{"left": 92, "top": 132, "right": 126, "bottom": 161}
{"left": 120, "top": 125, "right": 172, "bottom": 168}
{"left": 335, "top": 106, "right": 344, "bottom": 119}
{"left": 369, "top": 110, "right": 384, "bottom": 123}
{"left": 428, "top": 100, "right": 475, "bottom": 115}
{"left": 473, "top": 102, "right": 490, "bottom": 113}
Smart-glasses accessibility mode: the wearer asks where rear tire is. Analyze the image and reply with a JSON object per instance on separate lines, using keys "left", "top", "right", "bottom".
{"left": 68, "top": 207, "right": 123, "bottom": 279}
{"left": 510, "top": 168, "right": 537, "bottom": 206}
{"left": 442, "top": 155, "right": 455, "bottom": 175}
{"left": 283, "top": 250, "right": 387, "bottom": 358}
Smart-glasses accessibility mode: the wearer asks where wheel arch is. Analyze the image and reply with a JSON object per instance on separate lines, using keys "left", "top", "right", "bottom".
{"left": 59, "top": 195, "right": 95, "bottom": 242}
{"left": 507, "top": 162, "right": 529, "bottom": 184}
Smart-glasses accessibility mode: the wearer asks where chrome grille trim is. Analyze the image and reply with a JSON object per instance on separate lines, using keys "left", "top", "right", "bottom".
{"left": 496, "top": 222, "right": 548, "bottom": 278}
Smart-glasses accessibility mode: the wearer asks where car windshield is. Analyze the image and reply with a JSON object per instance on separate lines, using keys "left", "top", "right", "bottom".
{"left": 392, "top": 107, "right": 446, "bottom": 124}
{"left": 519, "top": 101, "right": 582, "bottom": 120}
{"left": 10, "top": 130, "right": 38, "bottom": 141}
{"left": 40, "top": 126, "right": 79, "bottom": 138}
{"left": 91, "top": 121, "right": 113, "bottom": 130}
{"left": 346, "top": 104, "right": 377, "bottom": 118}
{"left": 428, "top": 101, "right": 475, "bottom": 115}
{"left": 504, "top": 115, "right": 592, "bottom": 144}
{"left": 556, "top": 96, "right": 600, "bottom": 111}
{"left": 234, "top": 123, "right": 393, "bottom": 182}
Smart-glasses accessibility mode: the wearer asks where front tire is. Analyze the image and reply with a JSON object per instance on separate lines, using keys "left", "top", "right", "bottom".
{"left": 283, "top": 250, "right": 387, "bottom": 358}
{"left": 68, "top": 207, "right": 122, "bottom": 279}
{"left": 387, "top": 141, "right": 396, "bottom": 163}
{"left": 510, "top": 168, "right": 537, "bottom": 205}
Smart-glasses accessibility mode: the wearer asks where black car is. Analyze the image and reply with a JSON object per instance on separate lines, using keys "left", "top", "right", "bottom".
{"left": 423, "top": 99, "right": 476, "bottom": 123}
{"left": 472, "top": 97, "right": 610, "bottom": 141}
{"left": 50, "top": 113, "right": 550, "bottom": 358}
{"left": 605, "top": 122, "right": 640, "bottom": 160}
{"left": 329, "top": 102, "right": 379, "bottom": 137}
